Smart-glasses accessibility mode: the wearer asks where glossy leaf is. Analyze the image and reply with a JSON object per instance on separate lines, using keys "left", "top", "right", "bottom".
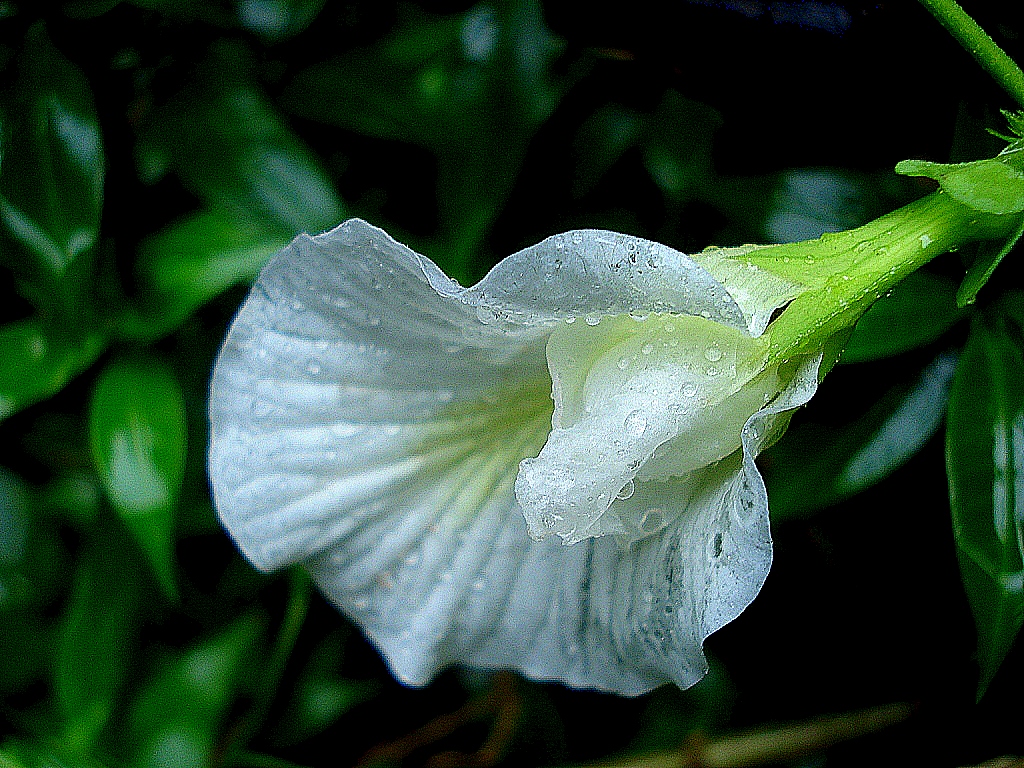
{"left": 137, "top": 41, "right": 342, "bottom": 237}
{"left": 841, "top": 271, "right": 962, "bottom": 364}
{"left": 0, "top": 23, "right": 103, "bottom": 313}
{"left": 947, "top": 310, "right": 1024, "bottom": 697}
{"left": 120, "top": 209, "right": 290, "bottom": 340}
{"left": 126, "top": 617, "right": 261, "bottom": 768}
{"left": 54, "top": 525, "right": 140, "bottom": 754}
{"left": 765, "top": 353, "right": 956, "bottom": 520}
{"left": 955, "top": 215, "right": 1024, "bottom": 307}
{"left": 88, "top": 357, "right": 186, "bottom": 598}
{"left": 0, "top": 320, "right": 106, "bottom": 422}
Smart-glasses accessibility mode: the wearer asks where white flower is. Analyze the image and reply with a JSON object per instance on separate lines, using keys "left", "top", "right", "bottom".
{"left": 208, "top": 218, "right": 821, "bottom": 696}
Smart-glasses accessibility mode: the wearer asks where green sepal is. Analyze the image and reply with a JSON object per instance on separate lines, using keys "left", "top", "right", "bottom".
{"left": 895, "top": 153, "right": 1024, "bottom": 215}
{"left": 956, "top": 214, "right": 1024, "bottom": 307}
{"left": 88, "top": 356, "right": 186, "bottom": 600}
{"left": 946, "top": 299, "right": 1024, "bottom": 698}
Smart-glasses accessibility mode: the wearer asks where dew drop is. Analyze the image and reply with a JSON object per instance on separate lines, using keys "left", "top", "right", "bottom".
{"left": 305, "top": 360, "right": 322, "bottom": 376}
{"left": 616, "top": 480, "right": 635, "bottom": 500}
{"left": 571, "top": 232, "right": 584, "bottom": 244}
{"left": 476, "top": 306, "right": 497, "bottom": 324}
{"left": 565, "top": 315, "right": 576, "bottom": 324}
{"left": 584, "top": 313, "right": 601, "bottom": 326}
{"left": 624, "top": 409, "right": 647, "bottom": 436}
{"left": 617, "top": 356, "right": 631, "bottom": 370}
{"left": 704, "top": 344, "right": 723, "bottom": 362}
{"left": 681, "top": 382, "right": 698, "bottom": 397}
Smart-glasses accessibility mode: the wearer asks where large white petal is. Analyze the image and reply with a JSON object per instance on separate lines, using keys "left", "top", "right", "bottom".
{"left": 209, "top": 218, "right": 819, "bottom": 695}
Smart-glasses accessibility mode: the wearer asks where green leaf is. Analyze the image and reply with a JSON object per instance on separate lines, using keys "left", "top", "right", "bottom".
{"left": 946, "top": 309, "right": 1024, "bottom": 697}
{"left": 118, "top": 209, "right": 290, "bottom": 340}
{"left": 283, "top": 0, "right": 565, "bottom": 279}
{"left": 895, "top": 154, "right": 1024, "bottom": 215}
{"left": 236, "top": 0, "right": 327, "bottom": 41}
{"left": 137, "top": 41, "right": 342, "bottom": 237}
{"left": 269, "top": 630, "right": 377, "bottom": 746}
{"left": 571, "top": 104, "right": 643, "bottom": 198}
{"left": 641, "top": 91, "right": 721, "bottom": 201}
{"left": 765, "top": 353, "right": 956, "bottom": 520}
{"left": 841, "top": 271, "right": 962, "bottom": 363}
{"left": 0, "top": 320, "right": 106, "bottom": 422}
{"left": 54, "top": 524, "right": 140, "bottom": 755}
{"left": 0, "top": 23, "right": 104, "bottom": 313}
{"left": 126, "top": 617, "right": 261, "bottom": 768}
{"left": 955, "top": 214, "right": 1024, "bottom": 307}
{"left": 89, "top": 356, "right": 186, "bottom": 599}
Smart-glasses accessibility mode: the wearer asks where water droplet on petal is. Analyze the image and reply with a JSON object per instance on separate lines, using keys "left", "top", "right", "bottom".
{"left": 584, "top": 313, "right": 601, "bottom": 326}
{"left": 616, "top": 480, "right": 635, "bottom": 500}
{"left": 705, "top": 344, "right": 723, "bottom": 362}
{"left": 624, "top": 409, "right": 647, "bottom": 436}
{"left": 617, "top": 356, "right": 631, "bottom": 370}
{"left": 476, "top": 306, "right": 497, "bottom": 324}
{"left": 641, "top": 343, "right": 654, "bottom": 355}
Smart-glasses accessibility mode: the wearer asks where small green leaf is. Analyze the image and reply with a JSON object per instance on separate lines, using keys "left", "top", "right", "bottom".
{"left": 54, "top": 524, "right": 140, "bottom": 755}
{"left": 956, "top": 215, "right": 1024, "bottom": 307}
{"left": 841, "top": 271, "right": 962, "bottom": 363}
{"left": 895, "top": 155, "right": 1024, "bottom": 215}
{"left": 0, "top": 320, "right": 106, "bottom": 422}
{"left": 0, "top": 23, "right": 104, "bottom": 312}
{"left": 89, "top": 356, "right": 186, "bottom": 599}
{"left": 137, "top": 41, "right": 342, "bottom": 237}
{"left": 765, "top": 353, "right": 956, "bottom": 520}
{"left": 126, "top": 617, "right": 261, "bottom": 768}
{"left": 946, "top": 309, "right": 1024, "bottom": 697}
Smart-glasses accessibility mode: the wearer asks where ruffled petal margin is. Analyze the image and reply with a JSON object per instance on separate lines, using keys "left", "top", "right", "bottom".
{"left": 209, "top": 219, "right": 819, "bottom": 695}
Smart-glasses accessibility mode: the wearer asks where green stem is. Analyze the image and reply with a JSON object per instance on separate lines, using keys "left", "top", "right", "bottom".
{"left": 748, "top": 191, "right": 1022, "bottom": 360}
{"left": 918, "top": 0, "right": 1024, "bottom": 108}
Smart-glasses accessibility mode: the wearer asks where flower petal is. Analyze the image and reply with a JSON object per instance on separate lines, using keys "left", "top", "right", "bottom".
{"left": 209, "top": 218, "right": 820, "bottom": 696}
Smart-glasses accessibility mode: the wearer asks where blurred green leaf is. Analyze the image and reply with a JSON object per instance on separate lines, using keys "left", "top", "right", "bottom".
{"left": 841, "top": 271, "right": 962, "bottom": 364}
{"left": 236, "top": 0, "right": 327, "bottom": 41}
{"left": 54, "top": 524, "right": 140, "bottom": 755}
{"left": 283, "top": 0, "right": 565, "bottom": 279}
{"left": 0, "top": 23, "right": 103, "bottom": 314}
{"left": 0, "top": 739, "right": 107, "bottom": 768}
{"left": 137, "top": 41, "right": 342, "bottom": 237}
{"left": 955, "top": 216, "right": 1024, "bottom": 307}
{"left": 119, "top": 209, "right": 289, "bottom": 340}
{"left": 89, "top": 356, "right": 186, "bottom": 599}
{"left": 642, "top": 91, "right": 721, "bottom": 201}
{"left": 766, "top": 353, "right": 956, "bottom": 520}
{"left": 126, "top": 617, "right": 261, "bottom": 768}
{"left": 572, "top": 104, "right": 643, "bottom": 198}
{"left": 270, "top": 630, "right": 377, "bottom": 747}
{"left": 0, "top": 320, "right": 106, "bottom": 423}
{"left": 946, "top": 306, "right": 1024, "bottom": 697}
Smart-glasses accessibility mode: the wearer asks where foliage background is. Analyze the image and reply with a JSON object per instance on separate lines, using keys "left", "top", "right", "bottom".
{"left": 1, "top": 0, "right": 1022, "bottom": 766}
